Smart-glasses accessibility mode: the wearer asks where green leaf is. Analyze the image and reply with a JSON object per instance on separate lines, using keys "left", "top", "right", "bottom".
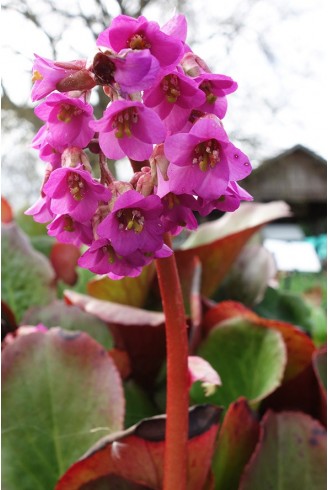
{"left": 193, "top": 318, "right": 287, "bottom": 410}
{"left": 2, "top": 328, "right": 125, "bottom": 490}
{"left": 124, "top": 380, "right": 158, "bottom": 428}
{"left": 255, "top": 286, "right": 327, "bottom": 346}
{"left": 87, "top": 262, "right": 156, "bottom": 308}
{"left": 212, "top": 398, "right": 260, "bottom": 490}
{"left": 240, "top": 411, "right": 327, "bottom": 490}
{"left": 22, "top": 299, "right": 113, "bottom": 349}
{"left": 1, "top": 223, "right": 56, "bottom": 322}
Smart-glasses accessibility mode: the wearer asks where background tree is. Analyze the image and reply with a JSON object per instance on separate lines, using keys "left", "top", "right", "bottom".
{"left": 1, "top": 0, "right": 325, "bottom": 209}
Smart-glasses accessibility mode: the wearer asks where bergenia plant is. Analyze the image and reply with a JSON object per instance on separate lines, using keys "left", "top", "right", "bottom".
{"left": 27, "top": 12, "right": 252, "bottom": 490}
{"left": 10, "top": 12, "right": 321, "bottom": 490}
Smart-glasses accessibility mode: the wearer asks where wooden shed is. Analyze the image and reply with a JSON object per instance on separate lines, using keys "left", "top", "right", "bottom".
{"left": 242, "top": 145, "right": 327, "bottom": 233}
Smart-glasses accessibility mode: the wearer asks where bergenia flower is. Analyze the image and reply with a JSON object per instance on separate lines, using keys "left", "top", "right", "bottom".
{"left": 97, "top": 189, "right": 166, "bottom": 255}
{"left": 90, "top": 100, "right": 166, "bottom": 161}
{"left": 31, "top": 125, "right": 63, "bottom": 168}
{"left": 31, "top": 54, "right": 88, "bottom": 101}
{"left": 96, "top": 15, "right": 184, "bottom": 75}
{"left": 195, "top": 73, "right": 238, "bottom": 119}
{"left": 92, "top": 49, "right": 159, "bottom": 93}
{"left": 34, "top": 93, "right": 95, "bottom": 150}
{"left": 164, "top": 115, "right": 252, "bottom": 200}
{"left": 47, "top": 214, "right": 93, "bottom": 246}
{"left": 78, "top": 237, "right": 144, "bottom": 278}
{"left": 198, "top": 182, "right": 253, "bottom": 216}
{"left": 25, "top": 195, "right": 54, "bottom": 223}
{"left": 43, "top": 164, "right": 111, "bottom": 222}
{"left": 143, "top": 68, "right": 205, "bottom": 132}
{"left": 78, "top": 237, "right": 171, "bottom": 279}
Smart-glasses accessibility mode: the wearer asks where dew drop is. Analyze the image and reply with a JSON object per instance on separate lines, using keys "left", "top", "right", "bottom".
{"left": 234, "top": 154, "right": 239, "bottom": 159}
{"left": 244, "top": 162, "right": 250, "bottom": 166}
{"left": 181, "top": 187, "right": 185, "bottom": 192}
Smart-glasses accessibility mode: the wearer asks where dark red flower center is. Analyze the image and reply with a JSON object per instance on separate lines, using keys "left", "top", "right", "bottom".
{"left": 161, "top": 75, "right": 181, "bottom": 103}
{"left": 67, "top": 172, "right": 86, "bottom": 201}
{"left": 112, "top": 108, "right": 139, "bottom": 138}
{"left": 116, "top": 208, "right": 145, "bottom": 233}
{"left": 128, "top": 32, "right": 151, "bottom": 50}
{"left": 193, "top": 139, "right": 221, "bottom": 172}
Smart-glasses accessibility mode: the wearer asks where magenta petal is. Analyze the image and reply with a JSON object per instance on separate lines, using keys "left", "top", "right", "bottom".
{"left": 164, "top": 133, "right": 196, "bottom": 166}
{"left": 161, "top": 14, "right": 187, "bottom": 42}
{"left": 98, "top": 132, "right": 126, "bottom": 160}
{"left": 131, "top": 108, "right": 166, "bottom": 143}
{"left": 118, "top": 137, "right": 153, "bottom": 161}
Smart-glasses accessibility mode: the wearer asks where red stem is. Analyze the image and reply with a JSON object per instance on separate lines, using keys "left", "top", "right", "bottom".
{"left": 155, "top": 234, "right": 189, "bottom": 490}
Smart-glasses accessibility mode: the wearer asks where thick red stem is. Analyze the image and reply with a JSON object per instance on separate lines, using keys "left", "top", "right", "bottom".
{"left": 155, "top": 234, "right": 189, "bottom": 490}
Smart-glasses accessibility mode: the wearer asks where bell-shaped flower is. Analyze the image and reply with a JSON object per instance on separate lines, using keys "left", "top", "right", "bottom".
{"left": 34, "top": 93, "right": 95, "bottom": 150}
{"left": 43, "top": 164, "right": 111, "bottom": 222}
{"left": 143, "top": 68, "right": 205, "bottom": 132}
{"left": 164, "top": 115, "right": 252, "bottom": 201}
{"left": 47, "top": 214, "right": 93, "bottom": 246}
{"left": 96, "top": 14, "right": 184, "bottom": 76}
{"left": 90, "top": 100, "right": 166, "bottom": 161}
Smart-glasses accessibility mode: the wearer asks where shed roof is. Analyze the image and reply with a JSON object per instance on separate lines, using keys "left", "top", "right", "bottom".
{"left": 242, "top": 145, "right": 327, "bottom": 203}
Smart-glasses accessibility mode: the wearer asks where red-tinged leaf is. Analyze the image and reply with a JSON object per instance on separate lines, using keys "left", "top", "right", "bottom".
{"left": 212, "top": 398, "right": 260, "bottom": 489}
{"left": 313, "top": 347, "right": 327, "bottom": 425}
{"left": 56, "top": 405, "right": 222, "bottom": 490}
{"left": 239, "top": 411, "right": 327, "bottom": 490}
{"left": 2, "top": 328, "right": 125, "bottom": 490}
{"left": 1, "top": 196, "right": 13, "bottom": 223}
{"left": 203, "top": 301, "right": 258, "bottom": 333}
{"left": 21, "top": 299, "right": 113, "bottom": 350}
{"left": 87, "top": 263, "right": 156, "bottom": 308}
{"left": 260, "top": 364, "right": 323, "bottom": 424}
{"left": 203, "top": 301, "right": 316, "bottom": 382}
{"left": 64, "top": 290, "right": 167, "bottom": 388}
{"left": 175, "top": 201, "right": 291, "bottom": 297}
{"left": 50, "top": 242, "right": 81, "bottom": 285}
{"left": 109, "top": 348, "right": 132, "bottom": 380}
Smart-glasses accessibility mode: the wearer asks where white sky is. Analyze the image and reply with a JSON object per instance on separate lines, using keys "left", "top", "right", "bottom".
{"left": 1, "top": 0, "right": 327, "bottom": 169}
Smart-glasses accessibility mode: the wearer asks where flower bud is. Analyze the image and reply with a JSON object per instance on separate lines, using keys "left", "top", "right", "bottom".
{"left": 56, "top": 69, "right": 96, "bottom": 92}
{"left": 180, "top": 52, "right": 211, "bottom": 77}
{"left": 150, "top": 144, "right": 170, "bottom": 184}
{"left": 61, "top": 147, "right": 92, "bottom": 172}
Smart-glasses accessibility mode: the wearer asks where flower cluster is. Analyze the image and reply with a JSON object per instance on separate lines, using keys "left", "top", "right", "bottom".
{"left": 27, "top": 14, "right": 252, "bottom": 279}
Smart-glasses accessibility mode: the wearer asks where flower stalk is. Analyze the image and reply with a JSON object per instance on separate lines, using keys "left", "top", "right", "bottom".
{"left": 155, "top": 233, "right": 189, "bottom": 490}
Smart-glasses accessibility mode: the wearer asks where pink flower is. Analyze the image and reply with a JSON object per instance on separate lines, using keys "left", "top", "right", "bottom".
{"left": 198, "top": 182, "right": 253, "bottom": 216}
{"left": 25, "top": 195, "right": 54, "bottom": 223}
{"left": 32, "top": 125, "right": 63, "bottom": 167}
{"left": 31, "top": 54, "right": 88, "bottom": 101}
{"left": 143, "top": 68, "right": 205, "bottom": 132}
{"left": 195, "top": 73, "right": 238, "bottom": 119}
{"left": 164, "top": 115, "right": 252, "bottom": 200}
{"left": 43, "top": 164, "right": 111, "bottom": 222}
{"left": 90, "top": 100, "right": 165, "bottom": 161}
{"left": 34, "top": 93, "right": 94, "bottom": 150}
{"left": 92, "top": 49, "right": 159, "bottom": 93}
{"left": 97, "top": 189, "right": 166, "bottom": 256}
{"left": 47, "top": 214, "right": 93, "bottom": 246}
{"left": 96, "top": 15, "right": 184, "bottom": 75}
{"left": 78, "top": 237, "right": 171, "bottom": 279}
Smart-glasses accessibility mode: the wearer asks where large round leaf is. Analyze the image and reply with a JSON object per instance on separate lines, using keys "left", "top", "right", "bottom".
{"left": 2, "top": 328, "right": 125, "bottom": 490}
{"left": 194, "top": 318, "right": 287, "bottom": 409}
{"left": 240, "top": 411, "right": 327, "bottom": 490}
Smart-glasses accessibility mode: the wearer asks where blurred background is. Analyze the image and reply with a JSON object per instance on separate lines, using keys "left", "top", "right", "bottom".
{"left": 1, "top": 0, "right": 327, "bottom": 303}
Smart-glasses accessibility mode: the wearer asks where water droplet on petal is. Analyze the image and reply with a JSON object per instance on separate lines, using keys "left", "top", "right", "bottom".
{"left": 234, "top": 154, "right": 239, "bottom": 159}
{"left": 181, "top": 187, "right": 185, "bottom": 192}
{"left": 244, "top": 162, "right": 250, "bottom": 166}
